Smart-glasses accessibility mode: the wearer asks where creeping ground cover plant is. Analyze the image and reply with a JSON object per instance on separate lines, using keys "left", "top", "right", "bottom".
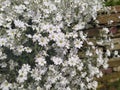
{"left": 0, "top": 0, "right": 112, "bottom": 90}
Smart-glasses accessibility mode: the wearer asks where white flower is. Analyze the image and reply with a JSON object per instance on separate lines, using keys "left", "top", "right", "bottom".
{"left": 80, "top": 82, "right": 85, "bottom": 89}
{"left": 17, "top": 74, "right": 27, "bottom": 83}
{"left": 0, "top": 62, "right": 7, "bottom": 68}
{"left": 71, "top": 71, "right": 76, "bottom": 77}
{"left": 68, "top": 55, "right": 80, "bottom": 66}
{"left": 0, "top": 80, "right": 12, "bottom": 90}
{"left": 51, "top": 57, "right": 63, "bottom": 65}
{"left": 114, "top": 50, "right": 118, "bottom": 56}
{"left": 0, "top": 0, "right": 110, "bottom": 89}
{"left": 74, "top": 39, "right": 83, "bottom": 49}
{"left": 88, "top": 65, "right": 97, "bottom": 75}
{"left": 86, "top": 50, "right": 93, "bottom": 56}
{"left": 0, "top": 38, "right": 7, "bottom": 47}
{"left": 97, "top": 71, "right": 103, "bottom": 78}
{"left": 35, "top": 56, "right": 46, "bottom": 66}
{"left": 24, "top": 1, "right": 29, "bottom": 5}
{"left": 87, "top": 81, "right": 98, "bottom": 89}
{"left": 38, "top": 37, "right": 49, "bottom": 46}
{"left": 103, "top": 63, "right": 109, "bottom": 69}
{"left": 56, "top": 13, "right": 62, "bottom": 21}
{"left": 49, "top": 4, "right": 57, "bottom": 11}
{"left": 103, "top": 28, "right": 109, "bottom": 34}
{"left": 87, "top": 42, "right": 94, "bottom": 45}
{"left": 55, "top": 0, "right": 61, "bottom": 3}
{"left": 18, "top": 69, "right": 27, "bottom": 76}
{"left": 48, "top": 33, "right": 57, "bottom": 41}
{"left": 56, "top": 39, "right": 66, "bottom": 47}
{"left": 24, "top": 47, "right": 32, "bottom": 53}
{"left": 81, "top": 72, "right": 87, "bottom": 78}
{"left": 8, "top": 60, "right": 18, "bottom": 70}
{"left": 91, "top": 81, "right": 98, "bottom": 89}
{"left": 32, "top": 34, "right": 41, "bottom": 42}
{"left": 77, "top": 63, "right": 83, "bottom": 71}
{"left": 14, "top": 4, "right": 26, "bottom": 14}
{"left": 106, "top": 49, "right": 111, "bottom": 56}
{"left": 31, "top": 68, "right": 42, "bottom": 81}
{"left": 0, "top": 51, "right": 7, "bottom": 60}
{"left": 87, "top": 83, "right": 92, "bottom": 89}
{"left": 22, "top": 64, "right": 31, "bottom": 72}
{"left": 6, "top": 29, "right": 17, "bottom": 38}
{"left": 17, "top": 64, "right": 30, "bottom": 83}
{"left": 79, "top": 31, "right": 87, "bottom": 41}
{"left": 14, "top": 20, "right": 25, "bottom": 28}
{"left": 16, "top": 45, "right": 24, "bottom": 53}
{"left": 72, "top": 22, "right": 85, "bottom": 31}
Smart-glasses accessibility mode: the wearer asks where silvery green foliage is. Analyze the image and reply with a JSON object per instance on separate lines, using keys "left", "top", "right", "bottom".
{"left": 0, "top": 0, "right": 111, "bottom": 90}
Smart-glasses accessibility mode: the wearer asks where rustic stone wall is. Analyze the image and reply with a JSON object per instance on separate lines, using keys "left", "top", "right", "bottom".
{"left": 84, "top": 5, "right": 120, "bottom": 89}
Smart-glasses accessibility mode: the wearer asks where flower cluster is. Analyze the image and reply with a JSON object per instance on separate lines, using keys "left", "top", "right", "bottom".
{"left": 0, "top": 0, "right": 111, "bottom": 90}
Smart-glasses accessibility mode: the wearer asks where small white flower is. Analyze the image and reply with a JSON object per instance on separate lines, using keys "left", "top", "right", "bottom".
{"left": 56, "top": 13, "right": 62, "bottom": 21}
{"left": 49, "top": 33, "right": 57, "bottom": 41}
{"left": 55, "top": 0, "right": 61, "bottom": 3}
{"left": 18, "top": 69, "right": 27, "bottom": 76}
{"left": 74, "top": 39, "right": 83, "bottom": 49}
{"left": 35, "top": 56, "right": 46, "bottom": 66}
{"left": 103, "top": 63, "right": 109, "bottom": 69}
{"left": 92, "top": 81, "right": 98, "bottom": 89}
{"left": 6, "top": 29, "right": 18, "bottom": 38}
{"left": 77, "top": 63, "right": 83, "bottom": 71}
{"left": 88, "top": 65, "right": 99, "bottom": 76}
{"left": 24, "top": 47, "right": 32, "bottom": 53}
{"left": 24, "top": 1, "right": 29, "bottom": 5}
{"left": 87, "top": 83, "right": 92, "bottom": 89}
{"left": 114, "top": 50, "right": 118, "bottom": 56}
{"left": 87, "top": 42, "right": 94, "bottom": 46}
{"left": 0, "top": 38, "right": 7, "bottom": 47}
{"left": 86, "top": 50, "right": 93, "bottom": 56}
{"left": 79, "top": 31, "right": 87, "bottom": 41}
{"left": 38, "top": 37, "right": 49, "bottom": 46}
{"left": 32, "top": 34, "right": 41, "bottom": 42}
{"left": 17, "top": 74, "right": 27, "bottom": 83}
{"left": 49, "top": 4, "right": 57, "bottom": 11}
{"left": 22, "top": 64, "right": 31, "bottom": 72}
{"left": 8, "top": 60, "right": 18, "bottom": 70}
{"left": 17, "top": 64, "right": 30, "bottom": 83}
{"left": 72, "top": 22, "right": 85, "bottom": 31}
{"left": 16, "top": 45, "right": 24, "bottom": 53}
{"left": 14, "top": 20, "right": 25, "bottom": 28}
{"left": 14, "top": 4, "right": 26, "bottom": 14}
{"left": 45, "top": 24, "right": 56, "bottom": 33}
{"left": 106, "top": 49, "right": 111, "bottom": 56}
{"left": 80, "top": 82, "right": 86, "bottom": 89}
{"left": 51, "top": 57, "right": 63, "bottom": 65}
{"left": 81, "top": 72, "right": 87, "bottom": 78}
{"left": 0, "top": 62, "right": 7, "bottom": 68}
{"left": 0, "top": 80, "right": 12, "bottom": 90}
{"left": 56, "top": 39, "right": 66, "bottom": 47}
{"left": 103, "top": 28, "right": 109, "bottom": 34}
{"left": 71, "top": 71, "right": 76, "bottom": 77}
{"left": 31, "top": 68, "right": 42, "bottom": 81}
{"left": 68, "top": 55, "right": 80, "bottom": 66}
